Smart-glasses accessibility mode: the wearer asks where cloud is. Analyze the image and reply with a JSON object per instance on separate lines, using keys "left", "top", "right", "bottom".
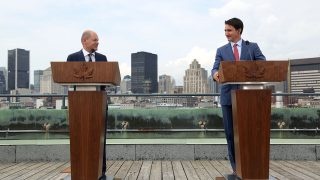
{"left": 209, "top": 0, "right": 252, "bottom": 17}
{"left": 162, "top": 46, "right": 215, "bottom": 85}
{"left": 1, "top": 0, "right": 320, "bottom": 86}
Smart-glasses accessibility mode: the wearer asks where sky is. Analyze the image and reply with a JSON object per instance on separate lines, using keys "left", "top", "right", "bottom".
{"left": 1, "top": 0, "right": 320, "bottom": 85}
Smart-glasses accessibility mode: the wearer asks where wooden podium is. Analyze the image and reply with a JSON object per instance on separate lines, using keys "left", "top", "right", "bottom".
{"left": 51, "top": 62, "right": 121, "bottom": 180}
{"left": 218, "top": 61, "right": 288, "bottom": 179}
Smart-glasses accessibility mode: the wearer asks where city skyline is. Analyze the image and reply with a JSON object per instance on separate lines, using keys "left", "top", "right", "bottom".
{"left": 1, "top": 0, "right": 320, "bottom": 85}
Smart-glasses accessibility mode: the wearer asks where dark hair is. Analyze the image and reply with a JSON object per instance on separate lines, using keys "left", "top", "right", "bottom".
{"left": 225, "top": 18, "right": 244, "bottom": 34}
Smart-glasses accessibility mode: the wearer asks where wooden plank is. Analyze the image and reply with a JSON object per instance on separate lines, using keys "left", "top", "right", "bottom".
{"left": 61, "top": 166, "right": 71, "bottom": 173}
{"left": 181, "top": 161, "right": 200, "bottom": 180}
{"left": 11, "top": 162, "right": 52, "bottom": 180}
{"left": 190, "top": 161, "right": 212, "bottom": 180}
{"left": 279, "top": 161, "right": 320, "bottom": 179}
{"left": 219, "top": 160, "right": 233, "bottom": 172}
{"left": 0, "top": 162, "right": 34, "bottom": 179}
{"left": 269, "top": 169, "right": 289, "bottom": 180}
{"left": 1, "top": 160, "right": 320, "bottom": 179}
{"left": 161, "top": 161, "right": 174, "bottom": 180}
{"left": 210, "top": 161, "right": 232, "bottom": 176}
{"left": 299, "top": 161, "right": 320, "bottom": 175}
{"left": 25, "top": 162, "right": 67, "bottom": 180}
{"left": 172, "top": 161, "right": 187, "bottom": 180}
{"left": 125, "top": 161, "right": 143, "bottom": 180}
{"left": 0, "top": 162, "right": 28, "bottom": 174}
{"left": 137, "top": 161, "right": 152, "bottom": 180}
{"left": 106, "top": 160, "right": 115, "bottom": 170}
{"left": 1, "top": 162, "right": 41, "bottom": 180}
{"left": 49, "top": 172, "right": 70, "bottom": 180}
{"left": 150, "top": 161, "right": 161, "bottom": 180}
{"left": 276, "top": 161, "right": 315, "bottom": 179}
{"left": 200, "top": 160, "right": 222, "bottom": 178}
{"left": 107, "top": 161, "right": 124, "bottom": 176}
{"left": 114, "top": 161, "right": 133, "bottom": 179}
{"left": 0, "top": 163, "right": 16, "bottom": 171}
{"left": 41, "top": 162, "right": 70, "bottom": 180}
{"left": 270, "top": 161, "right": 302, "bottom": 179}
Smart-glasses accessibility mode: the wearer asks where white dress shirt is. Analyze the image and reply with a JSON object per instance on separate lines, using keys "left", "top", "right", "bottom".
{"left": 82, "top": 49, "right": 96, "bottom": 62}
{"left": 230, "top": 39, "right": 242, "bottom": 59}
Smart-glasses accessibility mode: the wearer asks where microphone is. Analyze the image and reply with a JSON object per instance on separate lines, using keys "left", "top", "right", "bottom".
{"left": 245, "top": 40, "right": 253, "bottom": 61}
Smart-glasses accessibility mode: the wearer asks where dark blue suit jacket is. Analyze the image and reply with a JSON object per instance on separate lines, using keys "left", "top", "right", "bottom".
{"left": 211, "top": 40, "right": 266, "bottom": 105}
{"left": 67, "top": 50, "right": 107, "bottom": 62}
{"left": 67, "top": 50, "right": 108, "bottom": 90}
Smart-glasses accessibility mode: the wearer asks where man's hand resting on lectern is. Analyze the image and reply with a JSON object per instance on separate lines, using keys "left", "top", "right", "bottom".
{"left": 213, "top": 72, "right": 220, "bottom": 82}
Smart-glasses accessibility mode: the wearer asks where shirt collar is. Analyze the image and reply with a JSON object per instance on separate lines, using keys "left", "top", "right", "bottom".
{"left": 82, "top": 49, "right": 95, "bottom": 56}
{"left": 230, "top": 39, "right": 242, "bottom": 47}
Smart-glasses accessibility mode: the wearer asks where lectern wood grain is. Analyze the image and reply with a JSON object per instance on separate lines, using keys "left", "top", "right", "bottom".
{"left": 51, "top": 62, "right": 121, "bottom": 85}
{"left": 218, "top": 61, "right": 288, "bottom": 83}
{"left": 68, "top": 91, "right": 106, "bottom": 180}
{"left": 51, "top": 61, "right": 120, "bottom": 180}
{"left": 218, "top": 61, "right": 288, "bottom": 180}
{"left": 232, "top": 90, "right": 271, "bottom": 179}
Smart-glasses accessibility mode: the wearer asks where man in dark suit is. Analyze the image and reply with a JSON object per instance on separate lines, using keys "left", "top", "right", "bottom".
{"left": 211, "top": 18, "right": 266, "bottom": 173}
{"left": 67, "top": 30, "right": 108, "bottom": 180}
{"left": 67, "top": 30, "right": 107, "bottom": 62}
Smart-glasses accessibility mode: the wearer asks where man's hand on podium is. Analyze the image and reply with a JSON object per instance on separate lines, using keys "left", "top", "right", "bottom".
{"left": 213, "top": 72, "right": 220, "bottom": 82}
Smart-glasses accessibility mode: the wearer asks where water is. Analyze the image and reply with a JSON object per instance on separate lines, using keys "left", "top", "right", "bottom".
{"left": 0, "top": 130, "right": 319, "bottom": 140}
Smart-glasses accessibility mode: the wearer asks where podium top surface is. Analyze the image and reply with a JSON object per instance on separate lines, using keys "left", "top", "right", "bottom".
{"left": 218, "top": 60, "right": 288, "bottom": 83}
{"left": 51, "top": 61, "right": 121, "bottom": 86}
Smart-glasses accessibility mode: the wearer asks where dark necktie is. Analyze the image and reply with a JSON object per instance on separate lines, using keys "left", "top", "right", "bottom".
{"left": 88, "top": 53, "right": 93, "bottom": 62}
{"left": 233, "top": 44, "right": 239, "bottom": 61}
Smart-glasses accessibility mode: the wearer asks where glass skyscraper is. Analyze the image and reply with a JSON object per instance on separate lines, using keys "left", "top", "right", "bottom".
{"left": 34, "top": 70, "right": 44, "bottom": 93}
{"left": 131, "top": 51, "right": 158, "bottom": 94}
{"left": 7, "top": 48, "right": 30, "bottom": 91}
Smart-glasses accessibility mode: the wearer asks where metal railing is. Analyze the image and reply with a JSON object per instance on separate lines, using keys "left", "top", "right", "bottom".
{"left": 0, "top": 93, "right": 319, "bottom": 139}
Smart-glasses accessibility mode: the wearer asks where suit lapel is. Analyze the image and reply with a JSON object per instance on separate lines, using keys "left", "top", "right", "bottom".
{"left": 78, "top": 50, "right": 86, "bottom": 61}
{"left": 240, "top": 40, "right": 247, "bottom": 60}
{"left": 95, "top": 53, "right": 101, "bottom": 61}
{"left": 225, "top": 43, "right": 235, "bottom": 61}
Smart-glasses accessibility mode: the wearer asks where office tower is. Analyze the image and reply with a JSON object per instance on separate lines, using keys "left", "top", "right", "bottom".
{"left": 183, "top": 59, "right": 209, "bottom": 93}
{"left": 131, "top": 51, "right": 158, "bottom": 93}
{"left": 289, "top": 57, "right": 320, "bottom": 93}
{"left": 173, "top": 86, "right": 183, "bottom": 94}
{"left": 158, "top": 74, "right": 175, "bottom": 94}
{"left": 7, "top": 48, "right": 30, "bottom": 91}
{"left": 40, "top": 67, "right": 66, "bottom": 94}
{"left": 120, "top": 75, "right": 131, "bottom": 93}
{"left": 34, "top": 70, "right": 44, "bottom": 93}
{"left": 0, "top": 67, "right": 7, "bottom": 94}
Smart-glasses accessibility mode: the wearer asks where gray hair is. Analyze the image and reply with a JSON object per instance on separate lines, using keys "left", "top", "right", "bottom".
{"left": 81, "top": 30, "right": 94, "bottom": 42}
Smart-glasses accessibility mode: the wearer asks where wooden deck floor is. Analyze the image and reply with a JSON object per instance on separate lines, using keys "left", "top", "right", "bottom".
{"left": 0, "top": 160, "right": 320, "bottom": 180}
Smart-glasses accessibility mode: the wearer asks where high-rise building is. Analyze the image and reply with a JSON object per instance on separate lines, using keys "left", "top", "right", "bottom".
{"left": 158, "top": 74, "right": 175, "bottom": 94}
{"left": 120, "top": 75, "right": 131, "bottom": 94}
{"left": 207, "top": 75, "right": 219, "bottom": 94}
{"left": 34, "top": 70, "right": 44, "bottom": 93}
{"left": 0, "top": 67, "right": 7, "bottom": 94}
{"left": 183, "top": 59, "right": 209, "bottom": 94}
{"left": 40, "top": 67, "right": 66, "bottom": 94}
{"left": 7, "top": 48, "right": 30, "bottom": 91}
{"left": 289, "top": 57, "right": 320, "bottom": 93}
{"left": 173, "top": 86, "right": 183, "bottom": 94}
{"left": 131, "top": 51, "right": 158, "bottom": 93}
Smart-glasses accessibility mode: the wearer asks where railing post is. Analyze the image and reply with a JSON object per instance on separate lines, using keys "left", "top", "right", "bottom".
{"left": 62, "top": 95, "right": 67, "bottom": 109}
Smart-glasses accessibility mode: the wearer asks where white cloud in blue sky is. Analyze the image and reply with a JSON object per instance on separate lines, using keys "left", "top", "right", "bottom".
{"left": 1, "top": 0, "right": 320, "bottom": 85}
